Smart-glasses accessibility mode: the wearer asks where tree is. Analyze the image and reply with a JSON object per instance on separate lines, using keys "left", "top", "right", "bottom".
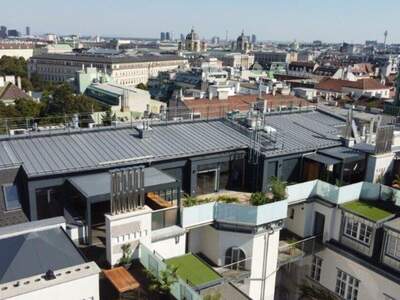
{"left": 298, "top": 282, "right": 338, "bottom": 300}
{"left": 40, "top": 84, "right": 102, "bottom": 116}
{"left": 136, "top": 83, "right": 148, "bottom": 90}
{"left": 14, "top": 98, "right": 43, "bottom": 118}
{"left": 0, "top": 56, "right": 27, "bottom": 78}
{"left": 21, "top": 77, "right": 33, "bottom": 91}
{"left": 147, "top": 265, "right": 178, "bottom": 299}
{"left": 270, "top": 177, "right": 287, "bottom": 201}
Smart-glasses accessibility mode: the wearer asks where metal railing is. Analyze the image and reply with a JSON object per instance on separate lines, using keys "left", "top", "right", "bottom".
{"left": 0, "top": 102, "right": 316, "bottom": 138}
{"left": 278, "top": 235, "right": 322, "bottom": 266}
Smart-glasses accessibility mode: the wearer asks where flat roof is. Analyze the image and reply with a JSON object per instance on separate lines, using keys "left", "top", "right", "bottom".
{"left": 384, "top": 217, "right": 400, "bottom": 232}
{"left": 68, "top": 167, "right": 177, "bottom": 202}
{"left": 318, "top": 146, "right": 365, "bottom": 162}
{"left": 341, "top": 200, "right": 394, "bottom": 222}
{"left": 31, "top": 53, "right": 186, "bottom": 64}
{"left": 165, "top": 253, "right": 221, "bottom": 287}
{"left": 0, "top": 227, "right": 85, "bottom": 284}
{"left": 306, "top": 153, "right": 341, "bottom": 165}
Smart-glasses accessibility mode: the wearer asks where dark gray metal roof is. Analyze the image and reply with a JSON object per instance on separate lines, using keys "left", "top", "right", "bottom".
{"left": 2, "top": 120, "right": 250, "bottom": 178}
{"left": 306, "top": 153, "right": 341, "bottom": 165}
{"left": 262, "top": 111, "right": 343, "bottom": 157}
{"left": 0, "top": 113, "right": 345, "bottom": 178}
{"left": 0, "top": 227, "right": 85, "bottom": 284}
{"left": 68, "top": 167, "right": 177, "bottom": 203}
{"left": 319, "top": 146, "right": 366, "bottom": 162}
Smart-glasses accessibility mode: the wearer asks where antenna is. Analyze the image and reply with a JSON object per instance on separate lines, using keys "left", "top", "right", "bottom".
{"left": 384, "top": 30, "right": 388, "bottom": 48}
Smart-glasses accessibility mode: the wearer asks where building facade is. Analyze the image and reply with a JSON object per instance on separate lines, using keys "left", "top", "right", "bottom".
{"left": 28, "top": 53, "right": 189, "bottom": 86}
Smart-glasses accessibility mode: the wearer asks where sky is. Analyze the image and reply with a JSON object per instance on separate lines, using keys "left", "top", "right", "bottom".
{"left": 3, "top": 0, "right": 400, "bottom": 43}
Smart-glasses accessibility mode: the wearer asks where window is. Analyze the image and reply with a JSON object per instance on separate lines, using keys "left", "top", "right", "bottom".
{"left": 3, "top": 184, "right": 21, "bottom": 211}
{"left": 310, "top": 255, "right": 322, "bottom": 281}
{"left": 386, "top": 234, "right": 400, "bottom": 260}
{"left": 344, "top": 217, "right": 372, "bottom": 245}
{"left": 335, "top": 269, "right": 359, "bottom": 300}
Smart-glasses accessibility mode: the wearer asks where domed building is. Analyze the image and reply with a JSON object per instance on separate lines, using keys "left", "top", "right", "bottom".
{"left": 232, "top": 31, "right": 252, "bottom": 53}
{"left": 178, "top": 28, "right": 207, "bottom": 53}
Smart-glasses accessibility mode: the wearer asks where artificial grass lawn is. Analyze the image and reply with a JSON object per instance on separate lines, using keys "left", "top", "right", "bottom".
{"left": 165, "top": 253, "right": 221, "bottom": 286}
{"left": 341, "top": 200, "right": 393, "bottom": 222}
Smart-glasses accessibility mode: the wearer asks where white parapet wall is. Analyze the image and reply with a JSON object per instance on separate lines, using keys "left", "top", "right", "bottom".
{"left": 249, "top": 229, "right": 281, "bottom": 300}
{"left": 365, "top": 152, "right": 395, "bottom": 183}
{"left": 0, "top": 262, "right": 100, "bottom": 300}
{"left": 106, "top": 206, "right": 152, "bottom": 267}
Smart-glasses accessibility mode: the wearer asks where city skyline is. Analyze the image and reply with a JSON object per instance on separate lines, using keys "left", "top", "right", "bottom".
{"left": 3, "top": 0, "right": 400, "bottom": 43}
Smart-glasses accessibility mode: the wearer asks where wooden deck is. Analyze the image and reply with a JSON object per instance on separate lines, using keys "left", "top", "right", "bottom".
{"left": 103, "top": 267, "right": 140, "bottom": 294}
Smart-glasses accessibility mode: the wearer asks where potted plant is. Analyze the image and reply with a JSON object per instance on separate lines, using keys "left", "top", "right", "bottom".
{"left": 270, "top": 177, "right": 287, "bottom": 201}
{"left": 119, "top": 243, "right": 133, "bottom": 269}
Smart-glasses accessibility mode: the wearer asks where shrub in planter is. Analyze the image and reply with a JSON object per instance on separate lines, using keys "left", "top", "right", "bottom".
{"left": 119, "top": 243, "right": 133, "bottom": 268}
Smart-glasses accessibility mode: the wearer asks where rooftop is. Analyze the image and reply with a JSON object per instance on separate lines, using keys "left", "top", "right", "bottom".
{"left": 165, "top": 253, "right": 221, "bottom": 287}
{"left": 341, "top": 200, "right": 394, "bottom": 222}
{"left": 0, "top": 227, "right": 85, "bottom": 284}
{"left": 0, "top": 112, "right": 345, "bottom": 177}
{"left": 31, "top": 53, "right": 187, "bottom": 64}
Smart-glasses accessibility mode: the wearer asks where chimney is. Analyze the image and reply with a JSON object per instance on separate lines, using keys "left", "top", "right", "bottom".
{"left": 17, "top": 76, "right": 22, "bottom": 89}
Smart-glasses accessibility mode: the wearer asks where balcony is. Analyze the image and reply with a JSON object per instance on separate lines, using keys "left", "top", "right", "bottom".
{"left": 181, "top": 192, "right": 288, "bottom": 228}
{"left": 278, "top": 230, "right": 323, "bottom": 267}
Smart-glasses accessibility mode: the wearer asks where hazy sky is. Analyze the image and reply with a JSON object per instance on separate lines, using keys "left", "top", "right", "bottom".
{"left": 3, "top": 0, "right": 400, "bottom": 43}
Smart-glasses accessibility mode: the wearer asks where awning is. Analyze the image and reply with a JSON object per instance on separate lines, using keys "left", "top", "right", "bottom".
{"left": 318, "top": 146, "right": 366, "bottom": 163}
{"left": 68, "top": 167, "right": 178, "bottom": 204}
{"left": 306, "top": 153, "right": 341, "bottom": 166}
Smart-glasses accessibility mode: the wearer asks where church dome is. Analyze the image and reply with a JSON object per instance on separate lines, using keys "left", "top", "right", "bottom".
{"left": 186, "top": 28, "right": 199, "bottom": 41}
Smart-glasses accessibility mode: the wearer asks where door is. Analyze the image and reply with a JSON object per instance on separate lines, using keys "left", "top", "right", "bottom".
{"left": 197, "top": 169, "right": 218, "bottom": 195}
{"left": 313, "top": 212, "right": 325, "bottom": 241}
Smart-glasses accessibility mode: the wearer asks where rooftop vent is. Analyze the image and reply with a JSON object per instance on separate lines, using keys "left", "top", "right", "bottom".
{"left": 44, "top": 270, "right": 56, "bottom": 281}
{"left": 136, "top": 121, "right": 153, "bottom": 139}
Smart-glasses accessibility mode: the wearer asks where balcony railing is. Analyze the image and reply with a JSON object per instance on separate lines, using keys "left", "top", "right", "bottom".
{"left": 181, "top": 200, "right": 288, "bottom": 228}
{"left": 286, "top": 180, "right": 400, "bottom": 206}
{"left": 278, "top": 235, "right": 323, "bottom": 267}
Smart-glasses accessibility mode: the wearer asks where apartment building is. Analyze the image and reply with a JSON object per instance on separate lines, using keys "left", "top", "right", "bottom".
{"left": 0, "top": 103, "right": 399, "bottom": 299}
{"left": 27, "top": 52, "right": 189, "bottom": 86}
{"left": 277, "top": 180, "right": 400, "bottom": 300}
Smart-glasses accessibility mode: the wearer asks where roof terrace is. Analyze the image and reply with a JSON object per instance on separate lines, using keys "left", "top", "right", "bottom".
{"left": 341, "top": 200, "right": 395, "bottom": 222}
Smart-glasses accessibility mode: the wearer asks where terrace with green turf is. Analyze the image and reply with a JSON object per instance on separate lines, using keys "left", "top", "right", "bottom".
{"left": 165, "top": 253, "right": 222, "bottom": 287}
{"left": 341, "top": 200, "right": 395, "bottom": 222}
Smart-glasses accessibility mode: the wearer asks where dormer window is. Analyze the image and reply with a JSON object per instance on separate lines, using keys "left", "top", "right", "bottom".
{"left": 344, "top": 217, "right": 372, "bottom": 245}
{"left": 386, "top": 234, "right": 400, "bottom": 260}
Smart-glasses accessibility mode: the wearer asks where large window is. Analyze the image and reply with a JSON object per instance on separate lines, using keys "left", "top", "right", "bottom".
{"left": 3, "top": 184, "right": 21, "bottom": 211}
{"left": 344, "top": 217, "right": 372, "bottom": 245}
{"left": 225, "top": 247, "right": 246, "bottom": 270}
{"left": 335, "top": 269, "right": 360, "bottom": 300}
{"left": 386, "top": 234, "right": 400, "bottom": 260}
{"left": 310, "top": 255, "right": 322, "bottom": 281}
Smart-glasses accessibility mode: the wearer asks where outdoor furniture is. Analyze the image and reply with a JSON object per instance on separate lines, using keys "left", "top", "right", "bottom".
{"left": 103, "top": 267, "right": 140, "bottom": 298}
{"left": 146, "top": 192, "right": 172, "bottom": 209}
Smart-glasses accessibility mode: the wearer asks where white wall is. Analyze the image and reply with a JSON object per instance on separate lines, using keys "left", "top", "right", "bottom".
{"left": 187, "top": 225, "right": 254, "bottom": 268}
{"left": 151, "top": 234, "right": 186, "bottom": 259}
{"left": 6, "top": 274, "right": 99, "bottom": 300}
{"left": 106, "top": 207, "right": 152, "bottom": 266}
{"left": 365, "top": 153, "right": 395, "bottom": 183}
{"left": 316, "top": 247, "right": 400, "bottom": 300}
{"left": 249, "top": 230, "right": 280, "bottom": 300}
